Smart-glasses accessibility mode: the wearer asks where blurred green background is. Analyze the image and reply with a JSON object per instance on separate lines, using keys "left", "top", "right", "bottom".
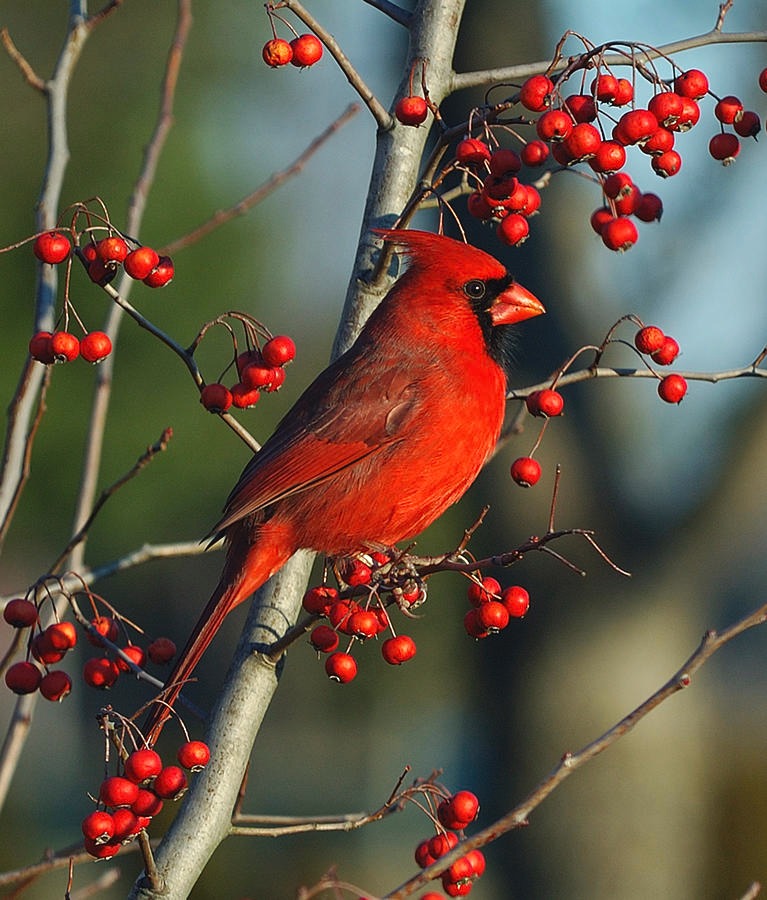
{"left": 1, "top": 1, "right": 766, "bottom": 897}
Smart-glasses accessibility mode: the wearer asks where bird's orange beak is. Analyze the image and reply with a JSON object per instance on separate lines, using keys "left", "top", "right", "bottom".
{"left": 489, "top": 282, "right": 545, "bottom": 326}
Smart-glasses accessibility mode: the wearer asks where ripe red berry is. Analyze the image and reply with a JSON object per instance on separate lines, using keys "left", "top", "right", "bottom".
{"left": 588, "top": 140, "right": 626, "bottom": 175}
{"left": 30, "top": 631, "right": 65, "bottom": 665}
{"left": 177, "top": 740, "right": 211, "bottom": 771}
{"left": 445, "top": 856, "right": 475, "bottom": 884}
{"left": 33, "top": 231, "right": 71, "bottom": 264}
{"left": 3, "top": 598, "right": 38, "bottom": 628}
{"left": 563, "top": 93, "right": 597, "bottom": 123}
{"left": 658, "top": 374, "right": 687, "bottom": 404}
{"left": 325, "top": 651, "right": 358, "bottom": 683}
{"left": 510, "top": 456, "right": 541, "bottom": 487}
{"left": 153, "top": 765, "right": 188, "bottom": 800}
{"left": 83, "top": 656, "right": 120, "bottom": 689}
{"left": 674, "top": 68, "right": 709, "bottom": 100}
{"left": 200, "top": 382, "right": 233, "bottom": 413}
{"left": 634, "top": 193, "right": 664, "bottom": 223}
{"left": 760, "top": 68, "right": 767, "bottom": 93}
{"left": 5, "top": 660, "right": 42, "bottom": 694}
{"left": 734, "top": 110, "right": 761, "bottom": 138}
{"left": 302, "top": 584, "right": 339, "bottom": 615}
{"left": 651, "top": 150, "right": 682, "bottom": 178}
{"left": 634, "top": 326, "right": 665, "bottom": 354}
{"left": 124, "top": 748, "right": 163, "bottom": 784}
{"left": 467, "top": 191, "right": 493, "bottom": 220}
{"left": 29, "top": 331, "right": 55, "bottom": 364}
{"left": 290, "top": 33, "right": 323, "bottom": 67}
{"left": 143, "top": 255, "right": 174, "bottom": 288}
{"left": 520, "top": 139, "right": 549, "bottom": 167}
{"left": 262, "top": 37, "right": 293, "bottom": 68}
{"left": 641, "top": 127, "right": 675, "bottom": 156}
{"left": 708, "top": 132, "right": 740, "bottom": 164}
{"left": 50, "top": 331, "right": 80, "bottom": 363}
{"left": 463, "top": 608, "right": 489, "bottom": 639}
{"left": 115, "top": 644, "right": 146, "bottom": 672}
{"left": 648, "top": 91, "right": 684, "bottom": 127}
{"left": 589, "top": 207, "right": 613, "bottom": 235}
{"left": 99, "top": 775, "right": 140, "bottom": 808}
{"left": 477, "top": 600, "right": 510, "bottom": 632}
{"left": 488, "top": 148, "right": 522, "bottom": 176}
{"left": 124, "top": 246, "right": 160, "bottom": 280}
{"left": 429, "top": 831, "right": 459, "bottom": 859}
{"left": 343, "top": 558, "right": 372, "bottom": 586}
{"left": 467, "top": 576, "right": 501, "bottom": 607}
{"left": 147, "top": 636, "right": 176, "bottom": 664}
{"left": 592, "top": 72, "right": 619, "bottom": 103}
{"left": 600, "top": 216, "right": 638, "bottom": 251}
{"left": 496, "top": 213, "right": 529, "bottom": 247}
{"left": 501, "top": 585, "right": 530, "bottom": 618}
{"left": 348, "top": 609, "right": 380, "bottom": 640}
{"left": 79, "top": 331, "right": 112, "bottom": 363}
{"left": 230, "top": 383, "right": 261, "bottom": 409}
{"left": 88, "top": 615, "right": 119, "bottom": 646}
{"left": 395, "top": 95, "right": 428, "bottom": 126}
{"left": 45, "top": 621, "right": 78, "bottom": 651}
{"left": 562, "top": 122, "right": 601, "bottom": 161}
{"left": 132, "top": 788, "right": 164, "bottom": 818}
{"left": 262, "top": 335, "right": 296, "bottom": 367}
{"left": 651, "top": 335, "right": 680, "bottom": 366}
{"left": 440, "top": 790, "right": 480, "bottom": 829}
{"left": 82, "top": 810, "right": 116, "bottom": 844}
{"left": 466, "top": 848, "right": 486, "bottom": 877}
{"left": 415, "top": 839, "right": 437, "bottom": 868}
{"left": 612, "top": 78, "right": 634, "bottom": 106}
{"left": 535, "top": 108, "right": 573, "bottom": 142}
{"left": 613, "top": 108, "right": 658, "bottom": 146}
{"left": 84, "top": 837, "right": 121, "bottom": 859}
{"left": 674, "top": 97, "right": 701, "bottom": 131}
{"left": 455, "top": 138, "right": 491, "bottom": 165}
{"left": 381, "top": 634, "right": 417, "bottom": 665}
{"left": 111, "top": 807, "right": 141, "bottom": 841}
{"left": 527, "top": 388, "right": 564, "bottom": 417}
{"left": 714, "top": 95, "right": 743, "bottom": 124}
{"left": 96, "top": 236, "right": 130, "bottom": 263}
{"left": 519, "top": 74, "right": 554, "bottom": 112}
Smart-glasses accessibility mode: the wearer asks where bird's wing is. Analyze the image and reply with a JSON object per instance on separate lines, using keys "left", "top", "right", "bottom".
{"left": 212, "top": 355, "right": 421, "bottom": 534}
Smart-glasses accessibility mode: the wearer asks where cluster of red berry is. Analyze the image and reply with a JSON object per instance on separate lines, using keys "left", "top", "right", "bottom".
{"left": 394, "top": 54, "right": 766, "bottom": 253}
{"left": 81, "top": 741, "right": 210, "bottom": 859}
{"left": 463, "top": 576, "right": 530, "bottom": 638}
{"left": 262, "top": 33, "right": 323, "bottom": 68}
{"left": 414, "top": 790, "right": 485, "bottom": 897}
{"left": 2, "top": 596, "right": 177, "bottom": 698}
{"left": 200, "top": 333, "right": 296, "bottom": 413}
{"left": 634, "top": 324, "right": 687, "bottom": 403}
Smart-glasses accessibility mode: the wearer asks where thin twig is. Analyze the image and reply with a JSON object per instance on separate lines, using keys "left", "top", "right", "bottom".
{"left": 360, "top": 0, "right": 412, "bottom": 27}
{"left": 0, "top": 27, "right": 46, "bottom": 91}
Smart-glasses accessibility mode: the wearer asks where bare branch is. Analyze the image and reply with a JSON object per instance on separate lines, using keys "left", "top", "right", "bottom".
{"left": 0, "top": 27, "right": 46, "bottom": 92}
{"left": 361, "top": 0, "right": 412, "bottom": 27}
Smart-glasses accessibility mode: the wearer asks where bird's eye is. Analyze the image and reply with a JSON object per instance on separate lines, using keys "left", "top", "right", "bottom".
{"left": 463, "top": 279, "right": 486, "bottom": 300}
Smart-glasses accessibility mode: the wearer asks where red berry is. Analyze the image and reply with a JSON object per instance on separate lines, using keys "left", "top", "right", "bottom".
{"left": 143, "top": 255, "right": 174, "bottom": 288}
{"left": 177, "top": 740, "right": 211, "bottom": 771}
{"left": 658, "top": 374, "right": 687, "bottom": 404}
{"left": 466, "top": 849, "right": 486, "bottom": 876}
{"left": 415, "top": 839, "right": 437, "bottom": 868}
{"left": 488, "top": 148, "right": 522, "bottom": 176}
{"left": 115, "top": 644, "right": 146, "bottom": 672}
{"left": 262, "top": 335, "right": 296, "bottom": 367}
{"left": 84, "top": 837, "right": 121, "bottom": 859}
{"left": 111, "top": 807, "right": 141, "bottom": 841}
{"left": 510, "top": 456, "right": 541, "bottom": 487}
{"left": 588, "top": 140, "right": 626, "bottom": 174}
{"left": 496, "top": 213, "right": 529, "bottom": 247}
{"left": 714, "top": 95, "right": 743, "bottom": 124}
{"left": 477, "top": 600, "right": 510, "bottom": 632}
{"left": 328, "top": 600, "right": 356, "bottom": 631}
{"left": 648, "top": 92, "right": 684, "bottom": 128}
{"left": 33, "top": 231, "right": 71, "bottom": 264}
{"left": 200, "top": 382, "right": 233, "bottom": 413}
{"left": 521, "top": 184, "right": 542, "bottom": 216}
{"left": 124, "top": 748, "right": 163, "bottom": 783}
{"left": 520, "top": 139, "right": 549, "bottom": 167}
{"left": 709, "top": 132, "right": 740, "bottom": 164}
{"left": 651, "top": 335, "right": 680, "bottom": 366}
{"left": 99, "top": 776, "right": 139, "bottom": 808}
{"left": 395, "top": 95, "right": 428, "bottom": 126}
{"left": 563, "top": 94, "right": 597, "bottom": 123}
{"left": 87, "top": 615, "right": 119, "bottom": 646}
{"left": 651, "top": 150, "right": 682, "bottom": 178}
{"left": 602, "top": 172, "right": 634, "bottom": 200}
{"left": 674, "top": 97, "right": 701, "bottom": 131}
{"left": 82, "top": 810, "right": 115, "bottom": 844}
{"left": 463, "top": 608, "right": 489, "bottom": 639}
{"left": 455, "top": 138, "right": 491, "bottom": 165}
{"left": 634, "top": 326, "right": 665, "bottom": 354}
{"left": 519, "top": 75, "right": 554, "bottom": 112}
{"left": 96, "top": 236, "right": 129, "bottom": 263}
{"left": 467, "top": 576, "right": 501, "bottom": 607}
{"left": 613, "top": 108, "right": 658, "bottom": 145}
{"left": 535, "top": 108, "right": 573, "bottom": 142}
{"left": 442, "top": 790, "right": 480, "bottom": 828}
{"left": 429, "top": 831, "right": 459, "bottom": 859}
{"left": 29, "top": 331, "right": 55, "bottom": 364}
{"left": 5, "top": 660, "right": 42, "bottom": 694}
{"left": 592, "top": 73, "right": 618, "bottom": 103}
{"left": 501, "top": 585, "right": 530, "bottom": 618}
{"left": 262, "top": 37, "right": 293, "bottom": 68}
{"left": 147, "top": 636, "right": 176, "bottom": 664}
{"left": 674, "top": 68, "right": 709, "bottom": 100}
{"left": 153, "top": 765, "right": 188, "bottom": 800}
{"left": 562, "top": 122, "right": 601, "bottom": 161}
{"left": 734, "top": 111, "right": 761, "bottom": 138}
{"left": 634, "top": 193, "right": 664, "bottom": 223}
{"left": 445, "top": 856, "right": 474, "bottom": 884}
{"left": 381, "top": 634, "right": 417, "bottom": 665}
{"left": 3, "top": 598, "right": 38, "bottom": 628}
{"left": 290, "top": 33, "right": 323, "bottom": 67}
{"left": 30, "top": 631, "right": 65, "bottom": 665}
{"left": 45, "top": 621, "right": 78, "bottom": 651}
{"left": 760, "top": 68, "right": 767, "bottom": 93}
{"left": 79, "top": 331, "right": 112, "bottom": 363}
{"left": 124, "top": 246, "right": 160, "bottom": 280}
{"left": 612, "top": 78, "right": 634, "bottom": 106}
{"left": 83, "top": 656, "right": 120, "bottom": 689}
{"left": 302, "top": 584, "right": 339, "bottom": 615}
{"left": 527, "top": 388, "right": 563, "bottom": 417}
{"left": 342, "top": 558, "right": 372, "bottom": 587}
{"left": 325, "top": 651, "right": 358, "bottom": 683}
{"left": 600, "top": 216, "right": 638, "bottom": 252}
{"left": 51, "top": 331, "right": 80, "bottom": 363}
{"left": 132, "top": 788, "right": 164, "bottom": 818}
{"left": 348, "top": 609, "right": 380, "bottom": 640}
{"left": 467, "top": 191, "right": 493, "bottom": 221}
{"left": 641, "top": 127, "right": 675, "bottom": 157}
{"left": 590, "top": 207, "right": 613, "bottom": 235}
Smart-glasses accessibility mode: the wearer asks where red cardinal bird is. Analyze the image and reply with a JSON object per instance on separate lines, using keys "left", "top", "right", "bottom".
{"left": 145, "top": 230, "right": 543, "bottom": 741}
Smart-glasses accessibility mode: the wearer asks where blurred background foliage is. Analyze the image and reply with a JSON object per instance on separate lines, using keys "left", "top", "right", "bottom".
{"left": 0, "top": 1, "right": 766, "bottom": 897}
